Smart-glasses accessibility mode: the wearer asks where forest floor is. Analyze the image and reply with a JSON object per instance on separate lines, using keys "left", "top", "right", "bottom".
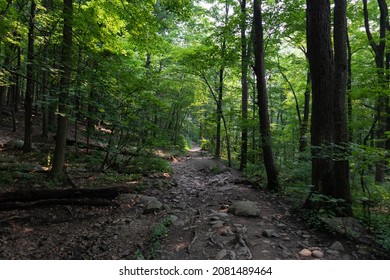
{"left": 0, "top": 112, "right": 388, "bottom": 260}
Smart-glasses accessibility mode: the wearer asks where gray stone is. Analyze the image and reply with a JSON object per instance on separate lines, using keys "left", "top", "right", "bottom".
{"left": 215, "top": 249, "right": 228, "bottom": 260}
{"left": 143, "top": 199, "right": 163, "bottom": 214}
{"left": 210, "top": 220, "right": 224, "bottom": 228}
{"left": 276, "top": 223, "right": 288, "bottom": 229}
{"left": 262, "top": 229, "right": 275, "bottom": 238}
{"left": 228, "top": 200, "right": 261, "bottom": 217}
{"left": 210, "top": 212, "right": 230, "bottom": 222}
{"left": 330, "top": 241, "right": 344, "bottom": 252}
{"left": 221, "top": 227, "right": 235, "bottom": 236}
{"left": 326, "top": 249, "right": 340, "bottom": 256}
{"left": 169, "top": 215, "right": 184, "bottom": 227}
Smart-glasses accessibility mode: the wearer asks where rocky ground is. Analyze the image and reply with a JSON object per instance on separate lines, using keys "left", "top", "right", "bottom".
{"left": 158, "top": 147, "right": 378, "bottom": 260}
{"left": 0, "top": 121, "right": 386, "bottom": 259}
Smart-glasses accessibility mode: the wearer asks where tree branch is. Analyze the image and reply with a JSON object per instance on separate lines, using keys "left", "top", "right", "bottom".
{"left": 362, "top": 0, "right": 378, "bottom": 54}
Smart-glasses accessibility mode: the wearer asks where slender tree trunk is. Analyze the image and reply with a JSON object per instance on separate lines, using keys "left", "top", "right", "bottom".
{"left": 239, "top": 0, "right": 249, "bottom": 170}
{"left": 215, "top": 3, "right": 229, "bottom": 160}
{"left": 215, "top": 67, "right": 223, "bottom": 159}
{"left": 347, "top": 29, "right": 353, "bottom": 142}
{"left": 23, "top": 0, "right": 36, "bottom": 153}
{"left": 51, "top": 0, "right": 73, "bottom": 177}
{"left": 299, "top": 70, "right": 311, "bottom": 152}
{"left": 362, "top": 0, "right": 388, "bottom": 183}
{"left": 253, "top": 0, "right": 280, "bottom": 192}
{"left": 333, "top": 0, "right": 352, "bottom": 214}
{"left": 42, "top": 42, "right": 49, "bottom": 138}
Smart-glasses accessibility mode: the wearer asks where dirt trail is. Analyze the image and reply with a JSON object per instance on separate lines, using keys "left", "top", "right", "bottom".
{"left": 159, "top": 147, "right": 371, "bottom": 260}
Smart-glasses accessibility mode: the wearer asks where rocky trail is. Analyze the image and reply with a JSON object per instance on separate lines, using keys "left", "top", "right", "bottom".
{"left": 0, "top": 142, "right": 382, "bottom": 259}
{"left": 159, "top": 146, "right": 372, "bottom": 260}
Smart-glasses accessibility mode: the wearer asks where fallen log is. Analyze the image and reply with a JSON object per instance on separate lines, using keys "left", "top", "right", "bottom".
{"left": 0, "top": 186, "right": 133, "bottom": 204}
{"left": 0, "top": 198, "right": 118, "bottom": 211}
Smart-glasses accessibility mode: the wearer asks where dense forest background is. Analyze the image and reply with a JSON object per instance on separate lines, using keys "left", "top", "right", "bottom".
{"left": 1, "top": 0, "right": 390, "bottom": 254}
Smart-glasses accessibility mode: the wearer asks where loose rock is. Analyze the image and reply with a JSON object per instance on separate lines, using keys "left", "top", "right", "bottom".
{"left": 330, "top": 241, "right": 344, "bottom": 252}
{"left": 228, "top": 201, "right": 261, "bottom": 217}
{"left": 210, "top": 220, "right": 224, "bottom": 228}
{"left": 326, "top": 249, "right": 340, "bottom": 256}
{"left": 215, "top": 249, "right": 228, "bottom": 260}
{"left": 312, "top": 250, "right": 324, "bottom": 258}
{"left": 143, "top": 199, "right": 163, "bottom": 214}
{"left": 262, "top": 229, "right": 275, "bottom": 238}
{"left": 298, "top": 249, "right": 312, "bottom": 257}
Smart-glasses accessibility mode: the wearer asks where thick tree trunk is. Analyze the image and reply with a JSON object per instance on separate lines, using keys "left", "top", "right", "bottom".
{"left": 239, "top": 0, "right": 249, "bottom": 171}
{"left": 23, "top": 0, "right": 36, "bottom": 153}
{"left": 305, "top": 0, "right": 352, "bottom": 215}
{"left": 253, "top": 0, "right": 280, "bottom": 192}
{"left": 307, "top": 0, "right": 335, "bottom": 194}
{"left": 51, "top": 0, "right": 73, "bottom": 177}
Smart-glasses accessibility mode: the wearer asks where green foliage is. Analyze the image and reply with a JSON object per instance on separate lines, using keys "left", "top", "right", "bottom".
{"left": 128, "top": 155, "right": 172, "bottom": 175}
{"left": 210, "top": 165, "right": 223, "bottom": 174}
{"left": 176, "top": 134, "right": 190, "bottom": 151}
{"left": 147, "top": 216, "right": 172, "bottom": 259}
{"left": 200, "top": 138, "right": 211, "bottom": 151}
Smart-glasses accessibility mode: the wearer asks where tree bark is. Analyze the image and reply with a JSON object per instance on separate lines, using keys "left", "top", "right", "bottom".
{"left": 215, "top": 66, "right": 223, "bottom": 159}
{"left": 333, "top": 0, "right": 352, "bottom": 214}
{"left": 51, "top": 0, "right": 73, "bottom": 177}
{"left": 307, "top": 0, "right": 335, "bottom": 194}
{"left": 23, "top": 0, "right": 36, "bottom": 153}
{"left": 239, "top": 0, "right": 249, "bottom": 171}
{"left": 362, "top": 0, "right": 389, "bottom": 183}
{"left": 305, "top": 0, "right": 352, "bottom": 215}
{"left": 299, "top": 70, "right": 311, "bottom": 152}
{"left": 253, "top": 0, "right": 280, "bottom": 192}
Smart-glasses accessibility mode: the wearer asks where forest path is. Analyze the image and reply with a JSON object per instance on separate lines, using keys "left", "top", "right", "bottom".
{"left": 159, "top": 148, "right": 366, "bottom": 260}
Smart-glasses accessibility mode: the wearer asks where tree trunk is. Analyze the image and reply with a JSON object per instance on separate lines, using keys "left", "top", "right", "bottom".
{"left": 41, "top": 42, "right": 49, "bottom": 138}
{"left": 23, "top": 0, "right": 36, "bottom": 153}
{"left": 347, "top": 29, "right": 353, "bottom": 142}
{"left": 362, "top": 0, "right": 389, "bottom": 184}
{"left": 239, "top": 0, "right": 249, "bottom": 171}
{"left": 51, "top": 0, "right": 73, "bottom": 177}
{"left": 333, "top": 0, "right": 352, "bottom": 214}
{"left": 307, "top": 0, "right": 335, "bottom": 194}
{"left": 299, "top": 70, "right": 311, "bottom": 152}
{"left": 305, "top": 0, "right": 352, "bottom": 215}
{"left": 253, "top": 0, "right": 280, "bottom": 192}
{"left": 215, "top": 69, "right": 223, "bottom": 159}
